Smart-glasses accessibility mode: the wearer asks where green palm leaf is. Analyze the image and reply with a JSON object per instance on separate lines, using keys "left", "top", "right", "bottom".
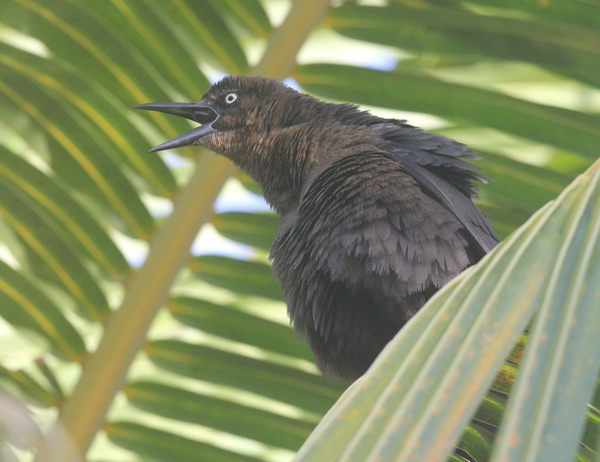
{"left": 293, "top": 160, "right": 600, "bottom": 462}
{"left": 0, "top": 1, "right": 598, "bottom": 462}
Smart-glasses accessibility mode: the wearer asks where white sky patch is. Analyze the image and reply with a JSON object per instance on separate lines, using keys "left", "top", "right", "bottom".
{"left": 0, "top": 318, "right": 48, "bottom": 369}
{"left": 351, "top": 52, "right": 399, "bottom": 71}
{"left": 191, "top": 224, "right": 255, "bottom": 259}
{"left": 496, "top": 81, "right": 600, "bottom": 113}
{"left": 0, "top": 26, "right": 50, "bottom": 58}
{"left": 214, "top": 190, "right": 270, "bottom": 213}
{"left": 283, "top": 77, "right": 301, "bottom": 91}
{"left": 113, "top": 179, "right": 268, "bottom": 267}
{"left": 139, "top": 192, "right": 174, "bottom": 219}
{"left": 298, "top": 28, "right": 403, "bottom": 69}
{"left": 160, "top": 151, "right": 192, "bottom": 169}
{"left": 205, "top": 69, "right": 228, "bottom": 84}
{"left": 262, "top": 0, "right": 293, "bottom": 28}
{"left": 214, "top": 178, "right": 271, "bottom": 213}
{"left": 359, "top": 105, "right": 450, "bottom": 130}
{"left": 0, "top": 243, "right": 21, "bottom": 269}
{"left": 109, "top": 230, "right": 149, "bottom": 268}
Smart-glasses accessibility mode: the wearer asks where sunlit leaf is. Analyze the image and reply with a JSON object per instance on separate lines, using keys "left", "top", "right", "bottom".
{"left": 145, "top": 0, "right": 249, "bottom": 74}
{"left": 0, "top": 260, "right": 86, "bottom": 361}
{"left": 146, "top": 340, "right": 344, "bottom": 415}
{"left": 0, "top": 42, "right": 178, "bottom": 198}
{"left": 105, "top": 421, "right": 258, "bottom": 462}
{"left": 0, "top": 365, "right": 56, "bottom": 407}
{"left": 0, "top": 75, "right": 155, "bottom": 238}
{"left": 125, "top": 381, "right": 314, "bottom": 450}
{"left": 294, "top": 160, "right": 600, "bottom": 462}
{"left": 0, "top": 180, "right": 109, "bottom": 320}
{"left": 211, "top": 212, "right": 278, "bottom": 252}
{"left": 296, "top": 64, "right": 600, "bottom": 161}
{"left": 329, "top": 4, "right": 600, "bottom": 88}
{"left": 0, "top": 145, "right": 129, "bottom": 276}
{"left": 206, "top": 0, "right": 271, "bottom": 38}
{"left": 190, "top": 255, "right": 282, "bottom": 300}
{"left": 168, "top": 296, "right": 312, "bottom": 360}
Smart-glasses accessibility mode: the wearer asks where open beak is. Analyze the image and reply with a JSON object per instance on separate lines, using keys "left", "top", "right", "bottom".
{"left": 135, "top": 102, "right": 220, "bottom": 152}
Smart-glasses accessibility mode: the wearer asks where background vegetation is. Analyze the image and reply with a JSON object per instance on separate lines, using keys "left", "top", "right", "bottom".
{"left": 0, "top": 0, "right": 598, "bottom": 461}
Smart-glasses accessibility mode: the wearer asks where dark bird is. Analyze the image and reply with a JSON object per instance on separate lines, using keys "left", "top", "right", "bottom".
{"left": 137, "top": 76, "right": 498, "bottom": 383}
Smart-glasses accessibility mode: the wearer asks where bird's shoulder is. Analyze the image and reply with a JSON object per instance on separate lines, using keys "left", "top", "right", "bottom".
{"left": 370, "top": 121, "right": 483, "bottom": 195}
{"left": 272, "top": 150, "right": 473, "bottom": 296}
{"left": 368, "top": 121, "right": 498, "bottom": 255}
{"left": 270, "top": 149, "right": 480, "bottom": 380}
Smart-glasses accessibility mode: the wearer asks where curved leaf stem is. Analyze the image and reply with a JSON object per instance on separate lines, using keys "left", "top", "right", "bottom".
{"left": 35, "top": 0, "right": 331, "bottom": 459}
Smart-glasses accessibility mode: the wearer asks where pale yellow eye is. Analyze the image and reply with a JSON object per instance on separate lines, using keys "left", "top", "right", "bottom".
{"left": 225, "top": 93, "right": 238, "bottom": 104}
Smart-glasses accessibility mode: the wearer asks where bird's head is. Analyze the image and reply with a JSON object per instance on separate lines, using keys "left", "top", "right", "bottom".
{"left": 137, "top": 75, "right": 374, "bottom": 212}
{"left": 136, "top": 75, "right": 321, "bottom": 159}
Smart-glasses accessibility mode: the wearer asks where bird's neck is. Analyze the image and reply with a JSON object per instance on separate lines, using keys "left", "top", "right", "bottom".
{"left": 224, "top": 122, "right": 379, "bottom": 216}
{"left": 227, "top": 124, "right": 315, "bottom": 214}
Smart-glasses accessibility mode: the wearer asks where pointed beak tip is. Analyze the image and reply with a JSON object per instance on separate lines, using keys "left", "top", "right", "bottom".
{"left": 136, "top": 102, "right": 219, "bottom": 153}
{"left": 144, "top": 124, "right": 217, "bottom": 154}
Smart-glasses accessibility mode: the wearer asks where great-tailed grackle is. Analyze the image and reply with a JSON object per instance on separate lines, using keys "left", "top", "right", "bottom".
{"left": 137, "top": 76, "right": 498, "bottom": 382}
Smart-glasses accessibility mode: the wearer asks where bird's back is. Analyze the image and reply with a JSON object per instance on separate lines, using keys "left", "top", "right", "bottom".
{"left": 373, "top": 121, "right": 498, "bottom": 257}
{"left": 137, "top": 75, "right": 498, "bottom": 383}
{"left": 271, "top": 125, "right": 497, "bottom": 381}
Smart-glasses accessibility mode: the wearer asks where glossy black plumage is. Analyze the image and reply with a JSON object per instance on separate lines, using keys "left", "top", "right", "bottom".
{"left": 137, "top": 76, "right": 498, "bottom": 382}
